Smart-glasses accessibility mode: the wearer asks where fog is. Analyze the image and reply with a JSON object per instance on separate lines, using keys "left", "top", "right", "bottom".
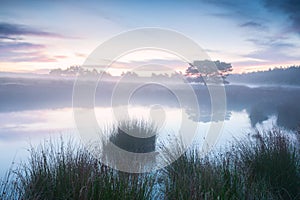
{"left": 1, "top": 75, "right": 300, "bottom": 179}
{"left": 1, "top": 76, "right": 299, "bottom": 130}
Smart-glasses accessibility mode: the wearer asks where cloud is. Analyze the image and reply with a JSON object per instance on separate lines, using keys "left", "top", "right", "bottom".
{"left": 0, "top": 41, "right": 56, "bottom": 63}
{"left": 83, "top": 59, "right": 187, "bottom": 73}
{"left": 206, "top": 0, "right": 300, "bottom": 35}
{"left": 204, "top": 48, "right": 222, "bottom": 53}
{"left": 240, "top": 21, "right": 267, "bottom": 30}
{"left": 75, "top": 52, "right": 87, "bottom": 58}
{"left": 242, "top": 28, "right": 300, "bottom": 66}
{"left": 0, "top": 22, "right": 66, "bottom": 39}
{"left": 203, "top": 0, "right": 243, "bottom": 9}
{"left": 204, "top": 0, "right": 263, "bottom": 19}
{"left": 244, "top": 45, "right": 298, "bottom": 63}
{"left": 203, "top": 0, "right": 272, "bottom": 35}
{"left": 0, "top": 51, "right": 56, "bottom": 63}
{"left": 10, "top": 54, "right": 56, "bottom": 62}
{"left": 264, "top": 0, "right": 300, "bottom": 34}
{"left": 54, "top": 55, "right": 68, "bottom": 59}
{"left": 0, "top": 41, "right": 45, "bottom": 52}
{"left": 0, "top": 23, "right": 73, "bottom": 63}
{"left": 246, "top": 37, "right": 295, "bottom": 48}
{"left": 232, "top": 59, "right": 267, "bottom": 67}
{"left": 0, "top": 35, "right": 20, "bottom": 40}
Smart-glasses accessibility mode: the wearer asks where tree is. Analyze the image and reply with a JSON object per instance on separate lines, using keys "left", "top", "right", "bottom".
{"left": 49, "top": 66, "right": 112, "bottom": 77}
{"left": 121, "top": 71, "right": 139, "bottom": 78}
{"left": 185, "top": 60, "right": 233, "bottom": 84}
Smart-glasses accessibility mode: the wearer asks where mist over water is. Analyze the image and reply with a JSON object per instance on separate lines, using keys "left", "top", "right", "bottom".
{"left": 1, "top": 75, "right": 300, "bottom": 178}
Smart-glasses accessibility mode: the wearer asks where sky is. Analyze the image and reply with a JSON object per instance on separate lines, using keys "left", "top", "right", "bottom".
{"left": 0, "top": 0, "right": 300, "bottom": 74}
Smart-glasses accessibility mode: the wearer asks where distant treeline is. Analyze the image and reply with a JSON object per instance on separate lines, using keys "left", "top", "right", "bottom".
{"left": 49, "top": 66, "right": 112, "bottom": 77}
{"left": 228, "top": 66, "right": 300, "bottom": 85}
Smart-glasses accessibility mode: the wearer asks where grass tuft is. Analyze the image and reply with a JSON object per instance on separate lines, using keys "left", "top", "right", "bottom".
{"left": 162, "top": 128, "right": 300, "bottom": 200}
{"left": 0, "top": 125, "right": 299, "bottom": 200}
{"left": 0, "top": 138, "right": 156, "bottom": 200}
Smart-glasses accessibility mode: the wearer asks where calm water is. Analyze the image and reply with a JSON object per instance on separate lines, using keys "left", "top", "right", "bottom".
{"left": 0, "top": 106, "right": 277, "bottom": 178}
{"left": 1, "top": 77, "right": 300, "bottom": 178}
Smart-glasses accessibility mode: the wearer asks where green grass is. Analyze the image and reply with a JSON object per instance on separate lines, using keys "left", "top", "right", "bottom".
{"left": 0, "top": 139, "right": 156, "bottom": 200}
{"left": 1, "top": 124, "right": 300, "bottom": 200}
{"left": 162, "top": 128, "right": 300, "bottom": 199}
{"left": 100, "top": 119, "right": 158, "bottom": 173}
{"left": 108, "top": 119, "right": 157, "bottom": 153}
{"left": 236, "top": 129, "right": 300, "bottom": 199}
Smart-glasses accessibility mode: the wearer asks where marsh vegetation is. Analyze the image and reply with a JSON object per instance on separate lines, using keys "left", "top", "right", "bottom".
{"left": 1, "top": 122, "right": 299, "bottom": 200}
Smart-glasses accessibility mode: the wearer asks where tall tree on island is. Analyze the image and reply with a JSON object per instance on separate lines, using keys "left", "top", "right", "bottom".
{"left": 185, "top": 60, "right": 233, "bottom": 85}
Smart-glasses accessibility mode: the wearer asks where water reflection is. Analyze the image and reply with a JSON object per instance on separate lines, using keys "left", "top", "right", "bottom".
{"left": 0, "top": 107, "right": 252, "bottom": 178}
{"left": 225, "top": 85, "right": 300, "bottom": 129}
{"left": 1, "top": 78, "right": 299, "bottom": 129}
{"left": 1, "top": 77, "right": 300, "bottom": 177}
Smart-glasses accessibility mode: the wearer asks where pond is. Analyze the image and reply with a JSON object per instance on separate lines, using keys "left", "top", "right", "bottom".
{"left": 1, "top": 77, "right": 299, "bottom": 178}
